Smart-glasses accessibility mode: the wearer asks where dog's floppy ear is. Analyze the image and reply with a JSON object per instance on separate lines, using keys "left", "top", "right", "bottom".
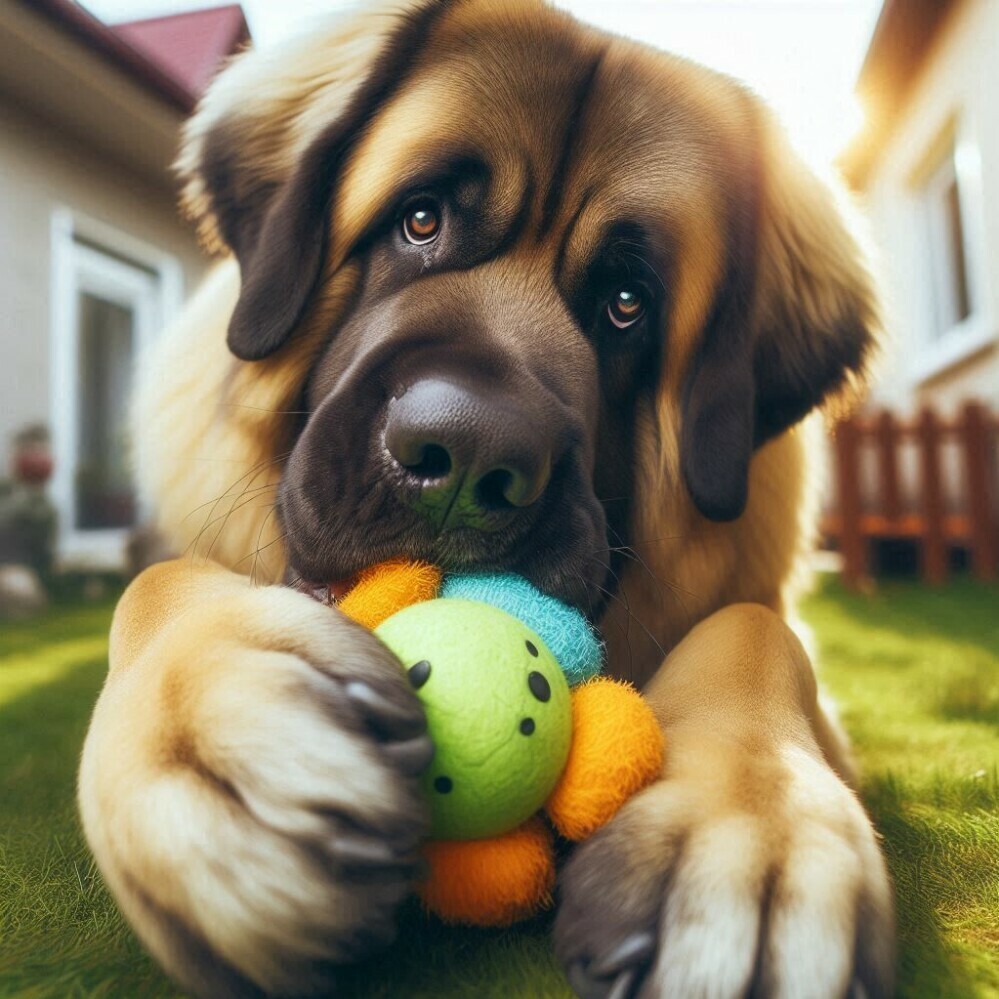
{"left": 175, "top": 1, "right": 446, "bottom": 361}
{"left": 681, "top": 102, "right": 880, "bottom": 521}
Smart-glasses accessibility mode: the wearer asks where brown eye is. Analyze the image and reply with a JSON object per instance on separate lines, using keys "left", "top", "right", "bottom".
{"left": 607, "top": 287, "right": 645, "bottom": 329}
{"left": 402, "top": 201, "right": 441, "bottom": 244}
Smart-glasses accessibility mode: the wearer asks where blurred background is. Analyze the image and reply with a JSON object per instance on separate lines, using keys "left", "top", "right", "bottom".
{"left": 0, "top": 2, "right": 996, "bottom": 997}
{"left": 1, "top": 0, "right": 996, "bottom": 603}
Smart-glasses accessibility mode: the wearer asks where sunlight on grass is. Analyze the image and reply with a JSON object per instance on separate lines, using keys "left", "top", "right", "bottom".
{"left": 804, "top": 578, "right": 999, "bottom": 998}
{"left": 0, "top": 636, "right": 109, "bottom": 705}
{"left": 1, "top": 579, "right": 997, "bottom": 997}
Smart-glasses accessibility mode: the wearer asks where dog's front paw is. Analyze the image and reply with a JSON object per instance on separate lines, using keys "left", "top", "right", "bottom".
{"left": 555, "top": 743, "right": 894, "bottom": 999}
{"left": 81, "top": 578, "right": 433, "bottom": 999}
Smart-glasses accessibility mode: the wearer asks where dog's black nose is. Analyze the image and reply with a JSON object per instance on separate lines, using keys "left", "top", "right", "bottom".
{"left": 385, "top": 378, "right": 554, "bottom": 529}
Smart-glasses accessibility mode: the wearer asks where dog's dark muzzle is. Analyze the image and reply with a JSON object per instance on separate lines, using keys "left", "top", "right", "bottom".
{"left": 384, "top": 375, "right": 562, "bottom": 533}
{"left": 280, "top": 274, "right": 610, "bottom": 613}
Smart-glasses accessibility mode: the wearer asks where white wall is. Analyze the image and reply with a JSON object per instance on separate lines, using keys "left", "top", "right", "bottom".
{"left": 0, "top": 96, "right": 208, "bottom": 474}
{"left": 861, "top": 0, "right": 999, "bottom": 416}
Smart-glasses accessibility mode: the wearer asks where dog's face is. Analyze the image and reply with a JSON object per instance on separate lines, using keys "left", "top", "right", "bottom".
{"left": 177, "top": 0, "right": 877, "bottom": 616}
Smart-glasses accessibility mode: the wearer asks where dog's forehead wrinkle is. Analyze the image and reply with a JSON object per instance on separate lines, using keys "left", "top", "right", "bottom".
{"left": 349, "top": 4, "right": 613, "bottom": 221}
{"left": 537, "top": 44, "right": 608, "bottom": 234}
{"left": 335, "top": 10, "right": 730, "bottom": 286}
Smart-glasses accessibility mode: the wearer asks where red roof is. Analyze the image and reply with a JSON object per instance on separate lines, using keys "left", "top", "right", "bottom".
{"left": 20, "top": 0, "right": 249, "bottom": 113}
{"left": 112, "top": 6, "right": 250, "bottom": 99}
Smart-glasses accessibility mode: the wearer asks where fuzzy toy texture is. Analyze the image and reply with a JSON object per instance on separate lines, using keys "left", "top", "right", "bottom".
{"left": 440, "top": 573, "right": 603, "bottom": 686}
{"left": 338, "top": 559, "right": 441, "bottom": 630}
{"left": 418, "top": 817, "right": 556, "bottom": 926}
{"left": 336, "top": 559, "right": 665, "bottom": 927}
{"left": 546, "top": 678, "right": 666, "bottom": 841}
{"left": 375, "top": 599, "right": 572, "bottom": 839}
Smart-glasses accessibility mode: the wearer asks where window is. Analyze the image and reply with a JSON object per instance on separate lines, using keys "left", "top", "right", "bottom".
{"left": 75, "top": 286, "right": 145, "bottom": 531}
{"left": 920, "top": 141, "right": 971, "bottom": 341}
{"left": 909, "top": 122, "right": 991, "bottom": 382}
{"left": 50, "top": 211, "right": 182, "bottom": 568}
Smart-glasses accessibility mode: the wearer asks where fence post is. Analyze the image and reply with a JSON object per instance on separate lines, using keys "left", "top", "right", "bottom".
{"left": 961, "top": 402, "right": 996, "bottom": 580}
{"left": 917, "top": 407, "right": 947, "bottom": 584}
{"left": 876, "top": 409, "right": 901, "bottom": 522}
{"left": 834, "top": 417, "right": 866, "bottom": 587}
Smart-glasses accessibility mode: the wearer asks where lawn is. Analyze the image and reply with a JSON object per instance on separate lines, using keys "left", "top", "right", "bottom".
{"left": 1, "top": 578, "right": 997, "bottom": 998}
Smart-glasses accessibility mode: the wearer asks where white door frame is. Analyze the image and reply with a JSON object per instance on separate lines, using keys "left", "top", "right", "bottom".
{"left": 50, "top": 209, "right": 182, "bottom": 569}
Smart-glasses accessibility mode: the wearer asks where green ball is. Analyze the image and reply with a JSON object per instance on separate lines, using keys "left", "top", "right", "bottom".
{"left": 375, "top": 598, "right": 572, "bottom": 839}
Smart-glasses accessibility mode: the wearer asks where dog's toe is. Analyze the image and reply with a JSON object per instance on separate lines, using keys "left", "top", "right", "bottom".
{"left": 564, "top": 935, "right": 654, "bottom": 999}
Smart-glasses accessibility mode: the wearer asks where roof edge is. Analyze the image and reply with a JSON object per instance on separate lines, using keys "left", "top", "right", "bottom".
{"left": 19, "top": 0, "right": 197, "bottom": 113}
{"left": 840, "top": 0, "right": 963, "bottom": 188}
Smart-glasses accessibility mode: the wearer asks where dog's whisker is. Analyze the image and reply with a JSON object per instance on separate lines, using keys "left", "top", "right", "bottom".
{"left": 188, "top": 487, "right": 281, "bottom": 567}
{"left": 570, "top": 566, "right": 633, "bottom": 680}
{"left": 624, "top": 533, "right": 687, "bottom": 548}
{"left": 204, "top": 490, "right": 281, "bottom": 565}
{"left": 187, "top": 492, "right": 267, "bottom": 564}
{"left": 187, "top": 449, "right": 294, "bottom": 562}
{"left": 180, "top": 480, "right": 282, "bottom": 522}
{"left": 580, "top": 559, "right": 668, "bottom": 671}
{"left": 184, "top": 450, "right": 292, "bottom": 564}
{"left": 580, "top": 560, "right": 641, "bottom": 683}
{"left": 620, "top": 249, "right": 669, "bottom": 295}
{"left": 221, "top": 403, "right": 315, "bottom": 415}
{"left": 604, "top": 524, "right": 697, "bottom": 610}
{"left": 239, "top": 519, "right": 309, "bottom": 586}
{"left": 249, "top": 505, "right": 280, "bottom": 587}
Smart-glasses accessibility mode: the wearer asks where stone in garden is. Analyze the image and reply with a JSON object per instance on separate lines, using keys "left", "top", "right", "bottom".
{"left": 0, "top": 563, "right": 48, "bottom": 619}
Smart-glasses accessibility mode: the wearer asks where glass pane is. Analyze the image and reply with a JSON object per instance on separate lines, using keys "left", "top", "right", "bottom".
{"left": 943, "top": 176, "right": 971, "bottom": 325}
{"left": 75, "top": 293, "right": 136, "bottom": 530}
{"left": 924, "top": 191, "right": 949, "bottom": 343}
{"left": 923, "top": 146, "right": 973, "bottom": 343}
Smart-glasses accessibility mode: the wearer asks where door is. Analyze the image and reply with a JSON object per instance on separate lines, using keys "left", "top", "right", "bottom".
{"left": 51, "top": 239, "right": 159, "bottom": 568}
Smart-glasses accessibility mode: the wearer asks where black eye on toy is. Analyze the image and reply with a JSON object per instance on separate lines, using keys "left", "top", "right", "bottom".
{"left": 409, "top": 659, "right": 432, "bottom": 689}
{"left": 528, "top": 671, "right": 551, "bottom": 702}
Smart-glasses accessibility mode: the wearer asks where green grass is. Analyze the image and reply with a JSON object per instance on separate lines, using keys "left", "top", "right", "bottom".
{"left": 802, "top": 579, "right": 999, "bottom": 998}
{"left": 1, "top": 578, "right": 997, "bottom": 997}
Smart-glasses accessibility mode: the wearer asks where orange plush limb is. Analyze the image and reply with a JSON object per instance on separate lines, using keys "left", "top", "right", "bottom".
{"left": 337, "top": 559, "right": 441, "bottom": 629}
{"left": 418, "top": 817, "right": 555, "bottom": 927}
{"left": 545, "top": 678, "right": 665, "bottom": 841}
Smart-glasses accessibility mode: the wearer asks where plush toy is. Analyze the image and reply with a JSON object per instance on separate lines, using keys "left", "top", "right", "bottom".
{"left": 334, "top": 559, "right": 665, "bottom": 927}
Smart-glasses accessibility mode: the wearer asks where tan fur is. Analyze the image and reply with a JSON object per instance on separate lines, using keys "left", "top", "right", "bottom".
{"left": 82, "top": 2, "right": 893, "bottom": 996}
{"left": 559, "top": 604, "right": 893, "bottom": 997}
{"left": 177, "top": 1, "right": 433, "bottom": 253}
{"left": 80, "top": 558, "right": 429, "bottom": 996}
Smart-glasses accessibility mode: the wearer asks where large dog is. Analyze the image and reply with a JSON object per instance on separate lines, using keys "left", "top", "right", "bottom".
{"left": 78, "top": 1, "right": 894, "bottom": 996}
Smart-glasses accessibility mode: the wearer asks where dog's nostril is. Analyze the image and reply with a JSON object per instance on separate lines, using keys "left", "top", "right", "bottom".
{"left": 476, "top": 459, "right": 550, "bottom": 510}
{"left": 475, "top": 469, "right": 516, "bottom": 511}
{"left": 403, "top": 443, "right": 452, "bottom": 480}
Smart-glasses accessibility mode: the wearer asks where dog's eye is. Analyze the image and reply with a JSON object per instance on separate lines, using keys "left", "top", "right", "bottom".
{"left": 607, "top": 286, "right": 645, "bottom": 329}
{"left": 402, "top": 200, "right": 441, "bottom": 245}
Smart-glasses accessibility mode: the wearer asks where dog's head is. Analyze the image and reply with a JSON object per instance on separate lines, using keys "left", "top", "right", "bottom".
{"left": 177, "top": 0, "right": 877, "bottom": 616}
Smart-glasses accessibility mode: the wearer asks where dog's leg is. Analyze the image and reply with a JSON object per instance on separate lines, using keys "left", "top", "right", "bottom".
{"left": 555, "top": 603, "right": 894, "bottom": 999}
{"left": 79, "top": 559, "right": 432, "bottom": 998}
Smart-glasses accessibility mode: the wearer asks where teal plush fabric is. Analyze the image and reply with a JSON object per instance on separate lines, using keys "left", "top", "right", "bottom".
{"left": 440, "top": 573, "right": 603, "bottom": 685}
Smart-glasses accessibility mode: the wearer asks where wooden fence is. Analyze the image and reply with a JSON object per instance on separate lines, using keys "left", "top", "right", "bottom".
{"left": 822, "top": 402, "right": 998, "bottom": 587}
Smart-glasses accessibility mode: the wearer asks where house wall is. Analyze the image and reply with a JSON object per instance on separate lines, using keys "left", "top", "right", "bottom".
{"left": 0, "top": 95, "right": 208, "bottom": 475}
{"left": 861, "top": 0, "right": 999, "bottom": 416}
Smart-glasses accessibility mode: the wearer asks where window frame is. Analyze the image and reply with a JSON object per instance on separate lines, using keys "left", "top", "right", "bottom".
{"left": 906, "top": 114, "right": 993, "bottom": 385}
{"left": 49, "top": 209, "right": 183, "bottom": 569}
